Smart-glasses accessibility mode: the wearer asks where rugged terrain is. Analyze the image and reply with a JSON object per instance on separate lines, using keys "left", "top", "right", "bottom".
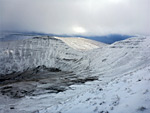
{"left": 0, "top": 35, "right": 150, "bottom": 113}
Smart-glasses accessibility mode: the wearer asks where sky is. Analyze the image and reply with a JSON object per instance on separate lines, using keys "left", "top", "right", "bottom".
{"left": 0, "top": 0, "right": 150, "bottom": 36}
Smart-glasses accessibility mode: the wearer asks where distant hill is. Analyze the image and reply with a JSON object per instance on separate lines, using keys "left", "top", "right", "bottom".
{"left": 55, "top": 37, "right": 107, "bottom": 51}
{"left": 0, "top": 31, "right": 134, "bottom": 44}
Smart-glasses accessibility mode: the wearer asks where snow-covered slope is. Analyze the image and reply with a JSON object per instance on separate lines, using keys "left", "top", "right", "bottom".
{"left": 38, "top": 36, "right": 150, "bottom": 113}
{"left": 0, "top": 36, "right": 91, "bottom": 76}
{"left": 0, "top": 35, "right": 150, "bottom": 113}
{"left": 89, "top": 36, "right": 150, "bottom": 76}
{"left": 55, "top": 37, "right": 107, "bottom": 51}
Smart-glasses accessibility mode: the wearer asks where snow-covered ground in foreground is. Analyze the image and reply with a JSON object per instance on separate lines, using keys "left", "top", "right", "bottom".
{"left": 39, "top": 65, "right": 150, "bottom": 113}
{"left": 0, "top": 35, "right": 150, "bottom": 113}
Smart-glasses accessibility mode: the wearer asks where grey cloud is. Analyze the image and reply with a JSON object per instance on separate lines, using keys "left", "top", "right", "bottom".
{"left": 0, "top": 0, "right": 150, "bottom": 35}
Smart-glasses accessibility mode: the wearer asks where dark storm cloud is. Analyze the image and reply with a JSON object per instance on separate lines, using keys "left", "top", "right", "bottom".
{"left": 0, "top": 0, "right": 150, "bottom": 35}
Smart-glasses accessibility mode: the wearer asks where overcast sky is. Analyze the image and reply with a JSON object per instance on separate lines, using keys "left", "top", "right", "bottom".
{"left": 0, "top": 0, "right": 150, "bottom": 36}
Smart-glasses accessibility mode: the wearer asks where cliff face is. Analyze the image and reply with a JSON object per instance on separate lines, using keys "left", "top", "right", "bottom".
{"left": 0, "top": 36, "right": 90, "bottom": 75}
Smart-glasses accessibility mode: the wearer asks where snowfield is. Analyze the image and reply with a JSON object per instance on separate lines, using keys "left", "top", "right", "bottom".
{"left": 55, "top": 37, "right": 107, "bottom": 51}
{"left": 0, "top": 35, "right": 150, "bottom": 113}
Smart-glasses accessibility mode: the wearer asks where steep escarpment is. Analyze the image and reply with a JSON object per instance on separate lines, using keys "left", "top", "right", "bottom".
{"left": 0, "top": 36, "right": 90, "bottom": 76}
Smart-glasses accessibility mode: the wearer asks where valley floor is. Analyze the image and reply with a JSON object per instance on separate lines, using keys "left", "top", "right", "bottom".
{"left": 0, "top": 65, "right": 150, "bottom": 113}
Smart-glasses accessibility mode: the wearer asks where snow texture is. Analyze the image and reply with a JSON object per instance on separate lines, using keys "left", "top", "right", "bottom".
{"left": 0, "top": 36, "right": 90, "bottom": 75}
{"left": 0, "top": 35, "right": 150, "bottom": 113}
